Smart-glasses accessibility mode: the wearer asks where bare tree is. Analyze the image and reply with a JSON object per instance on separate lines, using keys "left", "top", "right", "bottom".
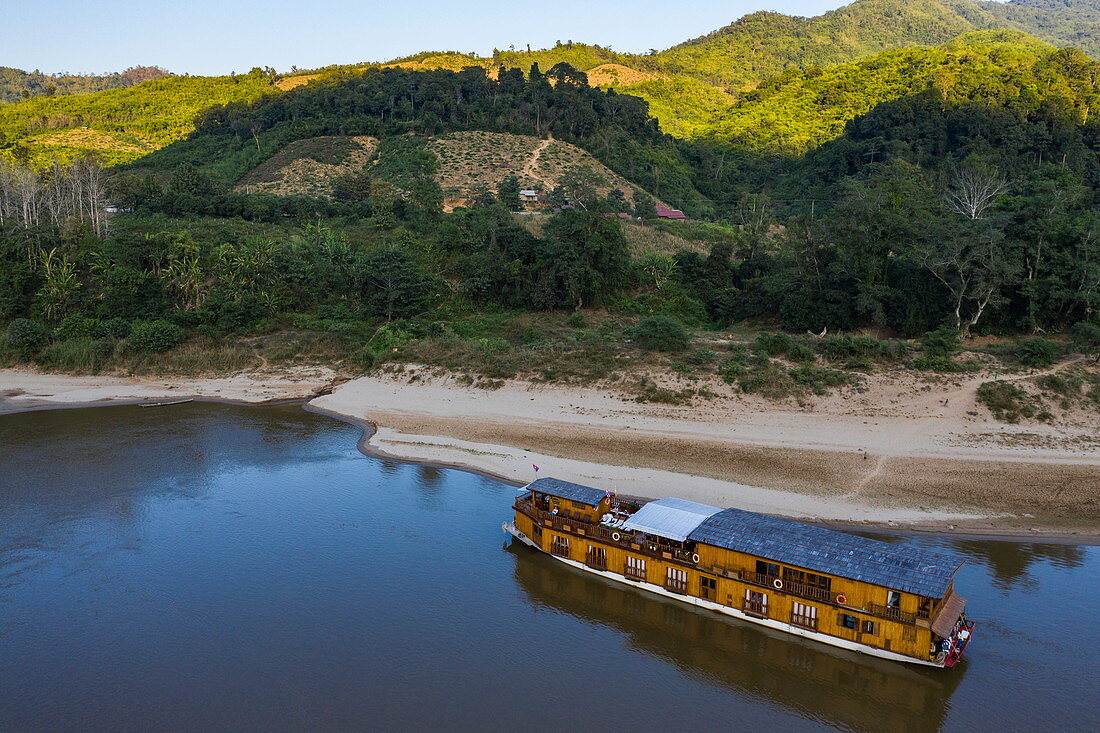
{"left": 0, "top": 156, "right": 109, "bottom": 236}
{"left": 945, "top": 162, "right": 1008, "bottom": 220}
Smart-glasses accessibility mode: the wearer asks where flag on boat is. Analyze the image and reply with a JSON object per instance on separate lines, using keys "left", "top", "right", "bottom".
{"left": 532, "top": 464, "right": 540, "bottom": 472}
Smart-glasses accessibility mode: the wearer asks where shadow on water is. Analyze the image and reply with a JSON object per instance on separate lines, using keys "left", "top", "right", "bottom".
{"left": 507, "top": 544, "right": 961, "bottom": 733}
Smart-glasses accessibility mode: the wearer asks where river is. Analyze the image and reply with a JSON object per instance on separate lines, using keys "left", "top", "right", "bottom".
{"left": 0, "top": 403, "right": 1095, "bottom": 731}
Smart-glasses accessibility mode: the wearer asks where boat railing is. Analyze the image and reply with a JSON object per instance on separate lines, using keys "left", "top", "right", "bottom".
{"left": 866, "top": 602, "right": 918, "bottom": 625}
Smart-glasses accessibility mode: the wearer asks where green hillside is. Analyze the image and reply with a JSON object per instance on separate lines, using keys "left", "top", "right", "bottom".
{"left": 0, "top": 65, "right": 170, "bottom": 104}
{"left": 704, "top": 31, "right": 1099, "bottom": 154}
{"left": 980, "top": 0, "right": 1100, "bottom": 57}
{"left": 0, "top": 71, "right": 277, "bottom": 166}
{"left": 658, "top": 0, "right": 1001, "bottom": 90}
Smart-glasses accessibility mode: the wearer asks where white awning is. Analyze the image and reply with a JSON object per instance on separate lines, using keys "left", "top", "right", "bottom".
{"left": 621, "top": 497, "right": 721, "bottom": 542}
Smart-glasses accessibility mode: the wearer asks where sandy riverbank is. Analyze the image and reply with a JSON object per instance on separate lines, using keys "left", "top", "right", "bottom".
{"left": 309, "top": 368, "right": 1100, "bottom": 539}
{"left": 0, "top": 367, "right": 339, "bottom": 414}
{"left": 3, "top": 365, "right": 1098, "bottom": 539}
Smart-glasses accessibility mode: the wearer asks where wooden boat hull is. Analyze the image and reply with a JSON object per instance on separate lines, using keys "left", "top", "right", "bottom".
{"left": 503, "top": 521, "right": 944, "bottom": 668}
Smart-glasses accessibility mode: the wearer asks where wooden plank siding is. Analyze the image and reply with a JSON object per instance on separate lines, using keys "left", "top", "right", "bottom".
{"left": 514, "top": 504, "right": 936, "bottom": 661}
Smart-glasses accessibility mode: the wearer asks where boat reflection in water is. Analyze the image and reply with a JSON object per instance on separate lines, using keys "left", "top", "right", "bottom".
{"left": 509, "top": 546, "right": 963, "bottom": 733}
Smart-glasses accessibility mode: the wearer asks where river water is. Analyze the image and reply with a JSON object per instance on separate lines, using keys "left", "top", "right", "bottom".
{"left": 0, "top": 403, "right": 1095, "bottom": 732}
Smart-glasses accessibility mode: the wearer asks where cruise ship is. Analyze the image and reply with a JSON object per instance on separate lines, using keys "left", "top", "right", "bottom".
{"left": 504, "top": 477, "right": 974, "bottom": 667}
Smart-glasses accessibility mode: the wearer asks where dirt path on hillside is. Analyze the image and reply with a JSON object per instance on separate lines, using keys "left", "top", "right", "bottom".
{"left": 521, "top": 136, "right": 554, "bottom": 189}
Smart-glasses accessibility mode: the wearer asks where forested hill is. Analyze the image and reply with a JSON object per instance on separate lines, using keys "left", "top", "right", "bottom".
{"left": 704, "top": 31, "right": 1100, "bottom": 155}
{"left": 657, "top": 0, "right": 1002, "bottom": 90}
{"left": 979, "top": 0, "right": 1100, "bottom": 58}
{"left": 0, "top": 66, "right": 170, "bottom": 104}
{"left": 133, "top": 65, "right": 706, "bottom": 210}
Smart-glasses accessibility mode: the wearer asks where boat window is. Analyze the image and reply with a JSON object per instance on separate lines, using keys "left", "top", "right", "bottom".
{"left": 791, "top": 602, "right": 818, "bottom": 629}
{"left": 839, "top": 614, "right": 858, "bottom": 629}
{"left": 887, "top": 590, "right": 902, "bottom": 608}
{"left": 783, "top": 567, "right": 832, "bottom": 592}
{"left": 625, "top": 556, "right": 646, "bottom": 578}
{"left": 756, "top": 560, "right": 780, "bottom": 577}
{"left": 862, "top": 620, "right": 876, "bottom": 635}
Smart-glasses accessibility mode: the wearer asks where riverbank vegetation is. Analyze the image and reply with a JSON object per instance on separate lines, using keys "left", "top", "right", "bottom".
{"left": 0, "top": 4, "right": 1098, "bottom": 425}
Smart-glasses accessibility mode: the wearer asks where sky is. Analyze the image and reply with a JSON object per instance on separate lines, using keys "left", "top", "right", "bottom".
{"left": 3, "top": 0, "right": 847, "bottom": 76}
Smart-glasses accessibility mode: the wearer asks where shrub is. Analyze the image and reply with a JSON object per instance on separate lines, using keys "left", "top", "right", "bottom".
{"left": 102, "top": 317, "right": 132, "bottom": 340}
{"left": 717, "top": 356, "right": 747, "bottom": 382}
{"left": 754, "top": 332, "right": 791, "bottom": 356}
{"left": 685, "top": 348, "right": 717, "bottom": 366}
{"left": 1014, "top": 338, "right": 1060, "bottom": 368}
{"left": 787, "top": 343, "right": 816, "bottom": 363}
{"left": 36, "top": 338, "right": 112, "bottom": 372}
{"left": 921, "top": 328, "right": 959, "bottom": 359}
{"left": 366, "top": 323, "right": 412, "bottom": 355}
{"left": 6, "top": 319, "right": 48, "bottom": 354}
{"left": 976, "top": 381, "right": 1037, "bottom": 423}
{"left": 566, "top": 312, "right": 586, "bottom": 328}
{"left": 1070, "top": 321, "right": 1100, "bottom": 361}
{"left": 819, "top": 334, "right": 905, "bottom": 362}
{"left": 736, "top": 365, "right": 796, "bottom": 398}
{"left": 788, "top": 366, "right": 854, "bottom": 395}
{"left": 129, "top": 320, "right": 185, "bottom": 353}
{"left": 55, "top": 315, "right": 104, "bottom": 341}
{"left": 914, "top": 328, "right": 961, "bottom": 371}
{"left": 629, "top": 315, "right": 691, "bottom": 352}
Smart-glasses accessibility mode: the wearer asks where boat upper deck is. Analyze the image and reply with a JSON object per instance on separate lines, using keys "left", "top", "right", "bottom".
{"left": 518, "top": 479, "right": 964, "bottom": 599}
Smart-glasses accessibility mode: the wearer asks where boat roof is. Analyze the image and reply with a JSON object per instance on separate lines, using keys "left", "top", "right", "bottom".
{"left": 689, "top": 508, "right": 964, "bottom": 598}
{"left": 621, "top": 497, "right": 722, "bottom": 542}
{"left": 526, "top": 477, "right": 607, "bottom": 507}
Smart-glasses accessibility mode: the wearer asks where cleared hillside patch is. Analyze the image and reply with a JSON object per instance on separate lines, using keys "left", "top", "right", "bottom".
{"left": 235, "top": 135, "right": 378, "bottom": 196}
{"left": 275, "top": 74, "right": 322, "bottom": 91}
{"left": 585, "top": 64, "right": 660, "bottom": 87}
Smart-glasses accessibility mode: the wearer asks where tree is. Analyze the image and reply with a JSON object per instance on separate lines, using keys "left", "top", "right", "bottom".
{"left": 944, "top": 160, "right": 1008, "bottom": 220}
{"left": 357, "top": 247, "right": 437, "bottom": 320}
{"left": 633, "top": 191, "right": 657, "bottom": 220}
{"left": 498, "top": 175, "right": 522, "bottom": 210}
{"left": 916, "top": 218, "right": 1018, "bottom": 336}
{"left": 541, "top": 210, "right": 633, "bottom": 309}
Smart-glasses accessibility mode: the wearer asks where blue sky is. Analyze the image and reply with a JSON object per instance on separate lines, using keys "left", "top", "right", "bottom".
{"left": 4, "top": 1, "right": 846, "bottom": 76}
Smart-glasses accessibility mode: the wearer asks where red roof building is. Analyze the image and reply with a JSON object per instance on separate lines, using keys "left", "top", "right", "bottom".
{"left": 655, "top": 205, "right": 686, "bottom": 220}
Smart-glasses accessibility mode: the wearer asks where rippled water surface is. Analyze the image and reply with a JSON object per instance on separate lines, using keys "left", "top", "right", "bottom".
{"left": 1, "top": 403, "right": 1096, "bottom": 731}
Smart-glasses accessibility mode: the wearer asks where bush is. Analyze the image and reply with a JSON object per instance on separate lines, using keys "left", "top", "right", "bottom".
{"left": 102, "top": 317, "right": 132, "bottom": 340}
{"left": 685, "top": 348, "right": 717, "bottom": 366}
{"left": 921, "top": 328, "right": 959, "bottom": 359}
{"left": 1014, "top": 338, "right": 1060, "bottom": 368}
{"left": 819, "top": 334, "right": 905, "bottom": 363}
{"left": 1070, "top": 321, "right": 1100, "bottom": 361}
{"left": 6, "top": 319, "right": 48, "bottom": 354}
{"left": 55, "top": 315, "right": 104, "bottom": 341}
{"left": 754, "top": 332, "right": 791, "bottom": 356}
{"left": 129, "top": 320, "right": 185, "bottom": 353}
{"left": 914, "top": 328, "right": 961, "bottom": 371}
{"left": 629, "top": 315, "right": 691, "bottom": 352}
{"left": 976, "top": 381, "right": 1039, "bottom": 423}
{"left": 787, "top": 343, "right": 816, "bottom": 363}
{"left": 788, "top": 366, "right": 854, "bottom": 395}
{"left": 717, "top": 356, "right": 747, "bottom": 382}
{"left": 36, "top": 338, "right": 113, "bottom": 372}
